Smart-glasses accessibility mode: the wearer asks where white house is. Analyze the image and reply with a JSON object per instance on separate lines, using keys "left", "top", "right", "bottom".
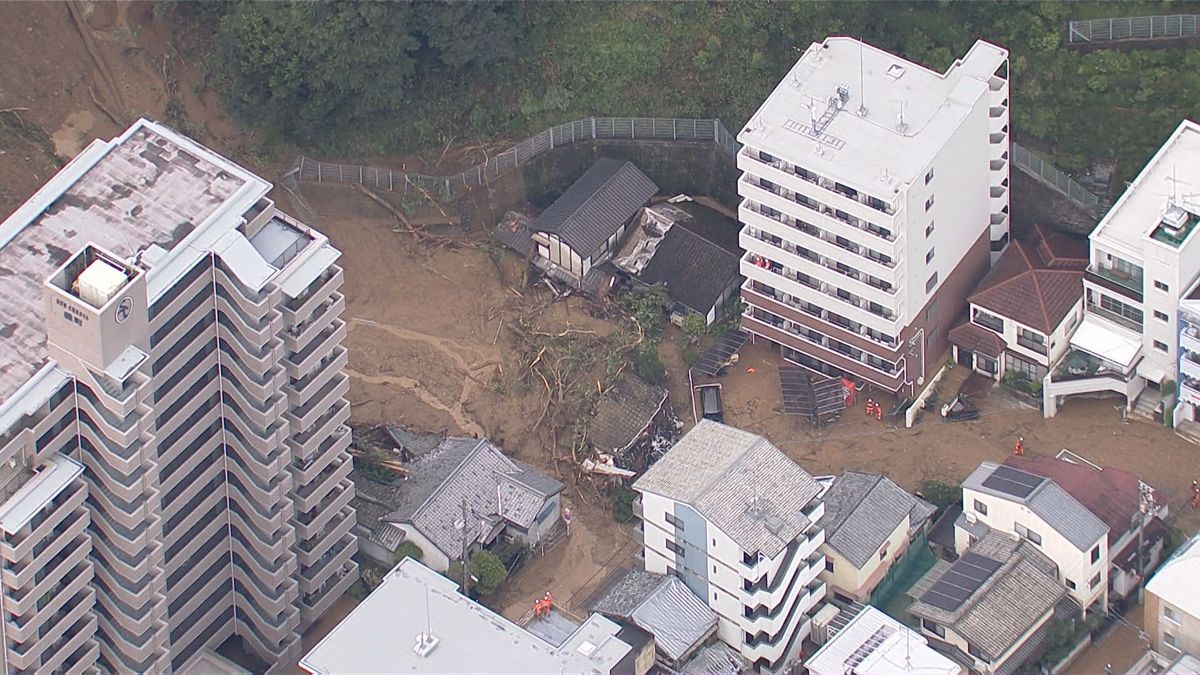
{"left": 1045, "top": 119, "right": 1200, "bottom": 417}
{"left": 949, "top": 224, "right": 1088, "bottom": 383}
{"left": 632, "top": 420, "right": 827, "bottom": 671}
{"left": 1145, "top": 530, "right": 1200, "bottom": 657}
{"left": 957, "top": 461, "right": 1109, "bottom": 615}
{"left": 736, "top": 37, "right": 1009, "bottom": 394}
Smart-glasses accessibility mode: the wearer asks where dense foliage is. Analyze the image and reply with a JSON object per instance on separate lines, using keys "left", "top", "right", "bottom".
{"left": 201, "top": 1, "right": 1200, "bottom": 179}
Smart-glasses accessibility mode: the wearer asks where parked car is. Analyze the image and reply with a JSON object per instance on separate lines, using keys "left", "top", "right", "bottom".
{"left": 697, "top": 384, "right": 724, "bottom": 423}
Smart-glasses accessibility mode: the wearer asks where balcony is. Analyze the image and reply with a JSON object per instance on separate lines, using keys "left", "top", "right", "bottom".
{"left": 739, "top": 149, "right": 896, "bottom": 218}
{"left": 743, "top": 281, "right": 900, "bottom": 351}
{"left": 1051, "top": 350, "right": 1136, "bottom": 383}
{"left": 741, "top": 312, "right": 903, "bottom": 389}
{"left": 740, "top": 203, "right": 899, "bottom": 282}
{"left": 1085, "top": 267, "right": 1143, "bottom": 303}
{"left": 1086, "top": 301, "right": 1143, "bottom": 334}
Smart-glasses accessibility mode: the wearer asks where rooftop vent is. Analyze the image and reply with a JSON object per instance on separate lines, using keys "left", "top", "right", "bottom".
{"left": 577, "top": 641, "right": 597, "bottom": 656}
{"left": 886, "top": 64, "right": 906, "bottom": 80}
{"left": 413, "top": 632, "right": 440, "bottom": 657}
{"left": 1161, "top": 204, "right": 1190, "bottom": 233}
{"left": 73, "top": 258, "right": 127, "bottom": 309}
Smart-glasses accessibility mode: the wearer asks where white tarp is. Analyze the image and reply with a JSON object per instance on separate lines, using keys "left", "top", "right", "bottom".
{"left": 1070, "top": 314, "right": 1141, "bottom": 369}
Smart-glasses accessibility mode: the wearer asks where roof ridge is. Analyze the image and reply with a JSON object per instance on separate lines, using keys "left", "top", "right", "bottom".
{"left": 1027, "top": 263, "right": 1053, "bottom": 333}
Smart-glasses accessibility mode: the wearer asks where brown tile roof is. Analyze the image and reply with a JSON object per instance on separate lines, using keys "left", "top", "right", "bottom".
{"left": 948, "top": 321, "right": 1006, "bottom": 358}
{"left": 969, "top": 226, "right": 1088, "bottom": 333}
{"left": 1005, "top": 454, "right": 1166, "bottom": 546}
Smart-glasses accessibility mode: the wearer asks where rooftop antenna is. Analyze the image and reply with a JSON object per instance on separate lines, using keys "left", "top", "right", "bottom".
{"left": 424, "top": 585, "right": 433, "bottom": 637}
{"left": 857, "top": 38, "right": 868, "bottom": 117}
{"left": 895, "top": 101, "right": 908, "bottom": 134}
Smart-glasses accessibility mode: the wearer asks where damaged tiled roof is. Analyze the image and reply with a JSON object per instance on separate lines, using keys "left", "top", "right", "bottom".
{"left": 968, "top": 225, "right": 1087, "bottom": 333}
{"left": 589, "top": 373, "right": 668, "bottom": 453}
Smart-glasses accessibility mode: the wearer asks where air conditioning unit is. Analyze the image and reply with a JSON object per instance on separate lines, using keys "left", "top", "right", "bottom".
{"left": 811, "top": 604, "right": 842, "bottom": 646}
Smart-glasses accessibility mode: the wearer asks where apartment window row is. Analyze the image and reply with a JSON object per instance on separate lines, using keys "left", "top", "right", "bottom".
{"left": 747, "top": 280, "right": 898, "bottom": 348}
{"left": 748, "top": 307, "right": 898, "bottom": 373}
{"left": 747, "top": 227, "right": 892, "bottom": 291}
{"left": 753, "top": 149, "right": 894, "bottom": 215}
{"left": 746, "top": 202, "right": 895, "bottom": 268}
{"left": 1090, "top": 291, "right": 1144, "bottom": 329}
{"left": 749, "top": 255, "right": 895, "bottom": 320}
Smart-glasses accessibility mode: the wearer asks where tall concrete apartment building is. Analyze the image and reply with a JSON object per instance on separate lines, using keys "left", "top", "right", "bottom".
{"left": 0, "top": 120, "right": 356, "bottom": 673}
{"left": 737, "top": 38, "right": 1010, "bottom": 392}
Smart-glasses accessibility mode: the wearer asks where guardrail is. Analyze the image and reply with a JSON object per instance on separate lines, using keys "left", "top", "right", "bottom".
{"left": 1011, "top": 143, "right": 1102, "bottom": 214}
{"left": 287, "top": 117, "right": 738, "bottom": 197}
{"left": 1068, "top": 15, "right": 1200, "bottom": 44}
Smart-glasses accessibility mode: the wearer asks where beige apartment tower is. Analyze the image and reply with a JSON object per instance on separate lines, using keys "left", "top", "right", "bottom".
{"left": 0, "top": 120, "right": 357, "bottom": 673}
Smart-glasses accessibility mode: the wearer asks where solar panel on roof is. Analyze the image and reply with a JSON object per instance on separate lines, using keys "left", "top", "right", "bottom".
{"left": 981, "top": 465, "right": 1045, "bottom": 499}
{"left": 919, "top": 553, "right": 1001, "bottom": 612}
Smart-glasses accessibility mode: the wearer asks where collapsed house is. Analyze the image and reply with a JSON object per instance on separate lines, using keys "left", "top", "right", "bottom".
{"left": 586, "top": 372, "right": 675, "bottom": 475}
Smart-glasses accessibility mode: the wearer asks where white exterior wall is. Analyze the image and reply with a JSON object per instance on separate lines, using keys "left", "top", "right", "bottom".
{"left": 961, "top": 490, "right": 1107, "bottom": 612}
{"left": 969, "top": 300, "right": 1082, "bottom": 375}
{"left": 639, "top": 491, "right": 828, "bottom": 668}
{"left": 397, "top": 524, "right": 451, "bottom": 573}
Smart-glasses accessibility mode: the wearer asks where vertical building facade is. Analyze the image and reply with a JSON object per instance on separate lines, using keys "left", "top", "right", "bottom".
{"left": 633, "top": 421, "right": 827, "bottom": 670}
{"left": 0, "top": 119, "right": 356, "bottom": 673}
{"left": 736, "top": 38, "right": 1009, "bottom": 393}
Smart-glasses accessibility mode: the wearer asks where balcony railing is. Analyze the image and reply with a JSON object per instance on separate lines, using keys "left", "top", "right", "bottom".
{"left": 743, "top": 150, "right": 896, "bottom": 217}
{"left": 744, "top": 230, "right": 897, "bottom": 298}
{"left": 1085, "top": 267, "right": 1143, "bottom": 303}
{"left": 1086, "top": 302, "right": 1143, "bottom": 333}
{"left": 744, "top": 281, "right": 898, "bottom": 349}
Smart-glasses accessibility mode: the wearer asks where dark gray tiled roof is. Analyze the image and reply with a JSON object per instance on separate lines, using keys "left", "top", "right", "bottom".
{"left": 819, "top": 471, "right": 935, "bottom": 570}
{"left": 587, "top": 568, "right": 716, "bottom": 662}
{"left": 589, "top": 373, "right": 668, "bottom": 453}
{"left": 634, "top": 420, "right": 821, "bottom": 558}
{"left": 636, "top": 226, "right": 740, "bottom": 315}
{"left": 908, "top": 529, "right": 1066, "bottom": 661}
{"left": 529, "top": 159, "right": 657, "bottom": 256}
{"left": 964, "top": 461, "right": 1108, "bottom": 551}
{"left": 590, "top": 568, "right": 668, "bottom": 617}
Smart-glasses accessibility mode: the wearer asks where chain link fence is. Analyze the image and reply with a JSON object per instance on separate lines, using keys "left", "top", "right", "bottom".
{"left": 287, "top": 117, "right": 738, "bottom": 197}
{"left": 1011, "top": 143, "right": 1102, "bottom": 214}
{"left": 1068, "top": 14, "right": 1200, "bottom": 44}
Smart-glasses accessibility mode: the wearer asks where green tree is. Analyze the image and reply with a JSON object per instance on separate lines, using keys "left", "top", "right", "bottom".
{"left": 394, "top": 541, "right": 424, "bottom": 563}
{"left": 620, "top": 285, "right": 667, "bottom": 342}
{"left": 680, "top": 313, "right": 707, "bottom": 347}
{"left": 468, "top": 550, "right": 508, "bottom": 596}
{"left": 919, "top": 479, "right": 961, "bottom": 510}
{"left": 415, "top": 1, "right": 525, "bottom": 70}
{"left": 216, "top": 2, "right": 420, "bottom": 140}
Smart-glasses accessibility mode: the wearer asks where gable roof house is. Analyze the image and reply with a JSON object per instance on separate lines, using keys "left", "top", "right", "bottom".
{"left": 908, "top": 529, "right": 1074, "bottom": 675}
{"left": 949, "top": 224, "right": 1088, "bottom": 383}
{"left": 353, "top": 436, "right": 562, "bottom": 572}
{"left": 588, "top": 567, "right": 719, "bottom": 667}
{"left": 958, "top": 461, "right": 1110, "bottom": 615}
{"left": 513, "top": 158, "right": 657, "bottom": 289}
{"left": 1006, "top": 454, "right": 1169, "bottom": 604}
{"left": 817, "top": 471, "right": 935, "bottom": 603}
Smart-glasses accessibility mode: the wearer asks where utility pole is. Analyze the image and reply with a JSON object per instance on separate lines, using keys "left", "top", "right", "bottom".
{"left": 461, "top": 497, "right": 471, "bottom": 598}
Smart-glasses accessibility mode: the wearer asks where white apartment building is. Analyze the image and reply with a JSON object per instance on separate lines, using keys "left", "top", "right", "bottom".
{"left": 736, "top": 37, "right": 1009, "bottom": 393}
{"left": 957, "top": 462, "right": 1109, "bottom": 615}
{"left": 1046, "top": 120, "right": 1200, "bottom": 416}
{"left": 0, "top": 120, "right": 356, "bottom": 673}
{"left": 1174, "top": 278, "right": 1200, "bottom": 432}
{"left": 632, "top": 421, "right": 827, "bottom": 671}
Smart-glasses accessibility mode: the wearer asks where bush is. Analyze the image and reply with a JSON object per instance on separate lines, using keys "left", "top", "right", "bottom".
{"left": 919, "top": 479, "right": 961, "bottom": 511}
{"left": 612, "top": 486, "right": 637, "bottom": 523}
{"left": 468, "top": 550, "right": 509, "bottom": 596}
{"left": 633, "top": 345, "right": 667, "bottom": 385}
{"left": 394, "top": 541, "right": 424, "bottom": 563}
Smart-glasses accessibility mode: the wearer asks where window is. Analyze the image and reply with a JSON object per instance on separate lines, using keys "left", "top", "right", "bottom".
{"left": 664, "top": 513, "right": 684, "bottom": 531}
{"left": 1155, "top": 280, "right": 1169, "bottom": 292}
{"left": 713, "top": 565, "right": 718, "bottom": 574}
{"left": 1155, "top": 310, "right": 1169, "bottom": 322}
{"left": 825, "top": 559, "right": 835, "bottom": 572}
{"left": 926, "top": 272, "right": 939, "bottom": 293}
{"left": 1165, "top": 632, "right": 1178, "bottom": 649}
{"left": 974, "top": 499, "right": 988, "bottom": 516}
{"left": 1018, "top": 327, "right": 1047, "bottom": 355}
{"left": 921, "top": 618, "right": 945, "bottom": 638}
{"left": 1015, "top": 522, "right": 1042, "bottom": 546}
{"left": 1097, "top": 293, "right": 1144, "bottom": 326}
{"left": 1154, "top": 340, "right": 1168, "bottom": 353}
{"left": 977, "top": 355, "right": 997, "bottom": 374}
{"left": 926, "top": 248, "right": 936, "bottom": 264}
{"left": 1089, "top": 572, "right": 1101, "bottom": 589}
{"left": 665, "top": 539, "right": 684, "bottom": 555}
{"left": 1091, "top": 545, "right": 1101, "bottom": 564}
{"left": 712, "top": 538, "right": 717, "bottom": 547}
{"left": 713, "top": 591, "right": 718, "bottom": 601}
{"left": 925, "top": 168, "right": 935, "bottom": 185}
{"left": 1066, "top": 579, "right": 1077, "bottom": 590}
{"left": 925, "top": 221, "right": 935, "bottom": 237}
{"left": 925, "top": 196, "right": 935, "bottom": 211}
{"left": 1165, "top": 606, "right": 1179, "bottom": 623}
{"left": 968, "top": 643, "right": 990, "bottom": 664}
{"left": 973, "top": 308, "right": 1004, "bottom": 333}
{"left": 879, "top": 546, "right": 889, "bottom": 561}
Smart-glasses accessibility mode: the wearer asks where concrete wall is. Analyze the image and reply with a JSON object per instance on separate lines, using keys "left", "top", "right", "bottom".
{"left": 398, "top": 524, "right": 451, "bottom": 573}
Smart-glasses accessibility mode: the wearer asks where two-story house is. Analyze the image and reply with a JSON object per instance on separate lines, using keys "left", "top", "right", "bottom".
{"left": 957, "top": 461, "right": 1110, "bottom": 616}
{"left": 948, "top": 224, "right": 1087, "bottom": 383}
{"left": 1045, "top": 119, "right": 1200, "bottom": 418}
{"left": 736, "top": 37, "right": 1009, "bottom": 395}
{"left": 817, "top": 471, "right": 935, "bottom": 603}
{"left": 909, "top": 529, "right": 1074, "bottom": 674}
{"left": 633, "top": 420, "right": 827, "bottom": 671}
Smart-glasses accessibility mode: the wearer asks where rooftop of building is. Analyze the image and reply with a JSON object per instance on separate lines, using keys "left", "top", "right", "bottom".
{"left": 908, "top": 528, "right": 1068, "bottom": 662}
{"left": 738, "top": 37, "right": 1006, "bottom": 193}
{"left": 963, "top": 461, "right": 1109, "bottom": 551}
{"left": 364, "top": 435, "right": 562, "bottom": 560}
{"left": 633, "top": 420, "right": 821, "bottom": 558}
{"left": 299, "top": 558, "right": 632, "bottom": 674}
{"left": 969, "top": 225, "right": 1088, "bottom": 333}
{"left": 1146, "top": 528, "right": 1200, "bottom": 620}
{"left": 529, "top": 158, "right": 658, "bottom": 256}
{"left": 587, "top": 568, "right": 717, "bottom": 663}
{"left": 806, "top": 605, "right": 961, "bottom": 675}
{"left": 587, "top": 372, "right": 668, "bottom": 454}
{"left": 1092, "top": 119, "right": 1200, "bottom": 256}
{"left": 1004, "top": 454, "right": 1165, "bottom": 546}
{"left": 818, "top": 470, "right": 935, "bottom": 570}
